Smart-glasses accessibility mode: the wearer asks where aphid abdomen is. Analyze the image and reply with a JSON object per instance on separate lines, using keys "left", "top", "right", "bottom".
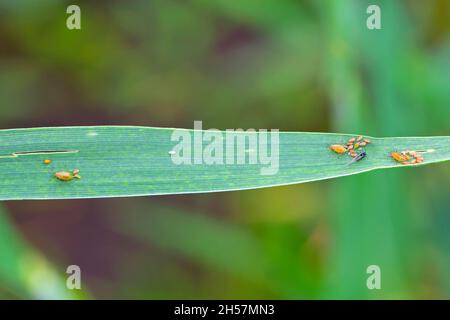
{"left": 330, "top": 144, "right": 347, "bottom": 154}
{"left": 391, "top": 152, "right": 410, "bottom": 162}
{"left": 55, "top": 171, "right": 73, "bottom": 181}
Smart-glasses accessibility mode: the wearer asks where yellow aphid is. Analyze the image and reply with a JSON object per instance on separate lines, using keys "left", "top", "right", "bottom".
{"left": 330, "top": 144, "right": 347, "bottom": 154}
{"left": 55, "top": 169, "right": 81, "bottom": 181}
{"left": 391, "top": 152, "right": 410, "bottom": 162}
{"left": 43, "top": 159, "right": 52, "bottom": 165}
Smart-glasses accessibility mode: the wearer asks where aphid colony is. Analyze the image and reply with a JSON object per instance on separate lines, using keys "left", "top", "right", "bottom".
{"left": 391, "top": 150, "right": 425, "bottom": 165}
{"left": 330, "top": 135, "right": 371, "bottom": 163}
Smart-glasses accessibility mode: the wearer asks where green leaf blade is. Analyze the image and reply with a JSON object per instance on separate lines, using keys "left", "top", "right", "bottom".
{"left": 0, "top": 126, "right": 449, "bottom": 200}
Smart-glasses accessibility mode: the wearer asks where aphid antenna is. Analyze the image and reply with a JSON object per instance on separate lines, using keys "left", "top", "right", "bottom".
{"left": 416, "top": 149, "right": 436, "bottom": 153}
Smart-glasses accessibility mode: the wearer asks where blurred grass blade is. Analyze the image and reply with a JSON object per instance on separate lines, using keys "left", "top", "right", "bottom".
{"left": 0, "top": 126, "right": 449, "bottom": 200}
{"left": 114, "top": 205, "right": 270, "bottom": 283}
{"left": 112, "top": 201, "right": 320, "bottom": 298}
{"left": 0, "top": 204, "right": 82, "bottom": 299}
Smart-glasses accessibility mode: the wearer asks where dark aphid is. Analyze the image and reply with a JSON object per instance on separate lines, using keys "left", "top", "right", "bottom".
{"left": 354, "top": 151, "right": 367, "bottom": 161}
{"left": 348, "top": 150, "right": 367, "bottom": 165}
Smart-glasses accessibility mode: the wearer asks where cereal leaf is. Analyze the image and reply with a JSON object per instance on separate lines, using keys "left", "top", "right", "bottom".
{"left": 0, "top": 126, "right": 449, "bottom": 200}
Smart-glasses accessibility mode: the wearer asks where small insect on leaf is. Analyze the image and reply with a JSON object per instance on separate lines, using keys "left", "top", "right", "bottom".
{"left": 43, "top": 159, "right": 52, "bottom": 165}
{"left": 348, "top": 151, "right": 367, "bottom": 165}
{"left": 391, "top": 152, "right": 410, "bottom": 162}
{"left": 329, "top": 144, "right": 347, "bottom": 154}
{"left": 54, "top": 169, "right": 81, "bottom": 181}
{"left": 55, "top": 171, "right": 74, "bottom": 181}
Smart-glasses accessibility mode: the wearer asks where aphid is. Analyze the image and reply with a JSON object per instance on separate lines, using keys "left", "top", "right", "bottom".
{"left": 359, "top": 142, "right": 367, "bottom": 147}
{"left": 43, "top": 159, "right": 52, "bottom": 165}
{"left": 357, "top": 136, "right": 363, "bottom": 142}
{"left": 354, "top": 142, "right": 360, "bottom": 149}
{"left": 391, "top": 152, "right": 410, "bottom": 162}
{"left": 55, "top": 169, "right": 81, "bottom": 181}
{"left": 348, "top": 150, "right": 367, "bottom": 164}
{"left": 348, "top": 145, "right": 354, "bottom": 150}
{"left": 348, "top": 138, "right": 356, "bottom": 143}
{"left": 330, "top": 144, "right": 347, "bottom": 154}
{"left": 364, "top": 139, "right": 371, "bottom": 144}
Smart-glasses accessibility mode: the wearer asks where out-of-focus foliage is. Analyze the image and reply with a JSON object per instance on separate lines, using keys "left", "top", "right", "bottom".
{"left": 0, "top": 204, "right": 83, "bottom": 299}
{"left": 0, "top": 0, "right": 449, "bottom": 299}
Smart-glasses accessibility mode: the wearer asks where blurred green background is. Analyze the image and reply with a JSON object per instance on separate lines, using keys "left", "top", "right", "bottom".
{"left": 0, "top": 0, "right": 450, "bottom": 299}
